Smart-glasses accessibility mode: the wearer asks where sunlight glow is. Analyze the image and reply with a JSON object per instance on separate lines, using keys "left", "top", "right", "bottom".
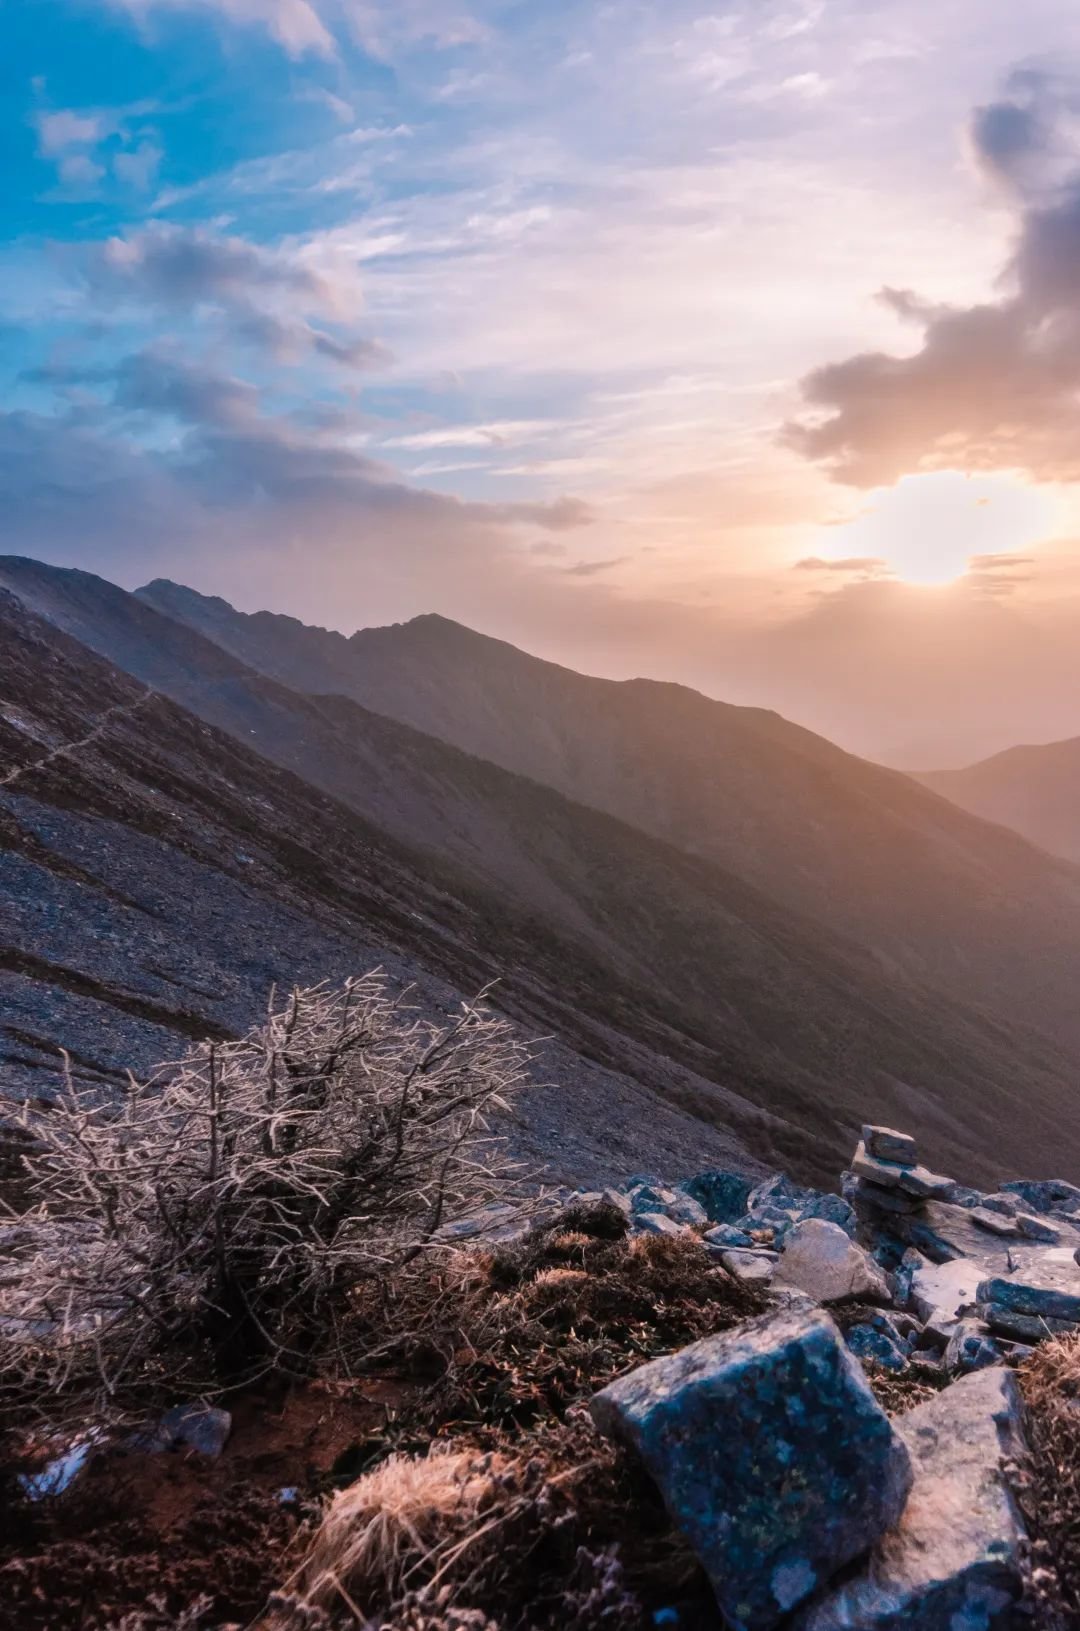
{"left": 816, "top": 472, "right": 1060, "bottom": 586}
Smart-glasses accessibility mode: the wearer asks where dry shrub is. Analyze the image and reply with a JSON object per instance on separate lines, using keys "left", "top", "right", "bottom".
{"left": 1016, "top": 1335, "right": 1080, "bottom": 1629}
{"left": 0, "top": 974, "right": 529, "bottom": 1428}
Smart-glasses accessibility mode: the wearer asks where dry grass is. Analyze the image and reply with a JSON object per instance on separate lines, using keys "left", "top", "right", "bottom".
{"left": 299, "top": 1447, "right": 513, "bottom": 1612}
{"left": 346, "top": 1203, "right": 766, "bottom": 1442}
{"left": 1016, "top": 1335, "right": 1080, "bottom": 1629}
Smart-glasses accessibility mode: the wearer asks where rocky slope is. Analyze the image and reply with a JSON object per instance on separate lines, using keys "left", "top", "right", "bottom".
{"left": 4, "top": 567, "right": 1080, "bottom": 1185}
{"left": 918, "top": 735, "right": 1080, "bottom": 864}
{"left": 131, "top": 575, "right": 1080, "bottom": 1055}
{"left": 0, "top": 586, "right": 780, "bottom": 1189}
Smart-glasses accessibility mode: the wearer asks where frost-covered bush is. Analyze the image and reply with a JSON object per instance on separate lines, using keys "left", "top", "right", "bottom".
{"left": 0, "top": 973, "right": 528, "bottom": 1421}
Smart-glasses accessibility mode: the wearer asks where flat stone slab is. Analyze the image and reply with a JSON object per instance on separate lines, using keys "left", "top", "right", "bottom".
{"left": 904, "top": 1255, "right": 987, "bottom": 1325}
{"left": 591, "top": 1304, "right": 912, "bottom": 1631}
{"left": 719, "top": 1247, "right": 778, "bottom": 1285}
{"left": 795, "top": 1368, "right": 1027, "bottom": 1631}
{"left": 862, "top": 1126, "right": 919, "bottom": 1164}
{"left": 977, "top": 1246, "right": 1080, "bottom": 1324}
{"left": 775, "top": 1218, "right": 890, "bottom": 1305}
{"left": 850, "top": 1143, "right": 953, "bottom": 1201}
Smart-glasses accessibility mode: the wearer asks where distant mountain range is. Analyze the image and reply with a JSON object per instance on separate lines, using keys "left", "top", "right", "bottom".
{"left": 136, "top": 574, "right": 1080, "bottom": 1056}
{"left": 4, "top": 554, "right": 1080, "bottom": 1187}
{"left": 917, "top": 738, "right": 1080, "bottom": 865}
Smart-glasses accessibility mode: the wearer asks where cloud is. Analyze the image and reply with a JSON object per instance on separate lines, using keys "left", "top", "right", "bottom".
{"left": 786, "top": 76, "right": 1080, "bottom": 487}
{"left": 87, "top": 223, "right": 338, "bottom": 311}
{"left": 113, "top": 0, "right": 336, "bottom": 57}
{"left": 793, "top": 555, "right": 889, "bottom": 576}
{"left": 560, "top": 555, "right": 626, "bottom": 576}
{"left": 79, "top": 224, "right": 383, "bottom": 371}
{"left": 35, "top": 110, "right": 103, "bottom": 154}
{"left": 112, "top": 140, "right": 163, "bottom": 190}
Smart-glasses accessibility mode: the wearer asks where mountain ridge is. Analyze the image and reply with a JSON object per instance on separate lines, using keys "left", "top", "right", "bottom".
{"left": 5, "top": 559, "right": 1080, "bottom": 1184}
{"left": 133, "top": 571, "right": 1080, "bottom": 1057}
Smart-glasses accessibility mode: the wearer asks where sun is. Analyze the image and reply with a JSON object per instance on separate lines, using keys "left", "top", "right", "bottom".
{"left": 815, "top": 471, "right": 1059, "bottom": 586}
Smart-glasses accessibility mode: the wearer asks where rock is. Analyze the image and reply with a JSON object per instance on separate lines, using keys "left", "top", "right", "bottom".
{"left": 850, "top": 1143, "right": 954, "bottom": 1201}
{"left": 1015, "top": 1212, "right": 1063, "bottom": 1245}
{"left": 969, "top": 1208, "right": 1024, "bottom": 1238}
{"left": 719, "top": 1248, "right": 778, "bottom": 1285}
{"left": 899, "top": 1201, "right": 1028, "bottom": 1267}
{"left": 846, "top": 1324, "right": 908, "bottom": 1373}
{"left": 1001, "top": 1178, "right": 1080, "bottom": 1217}
{"left": 798, "top": 1192, "right": 857, "bottom": 1236}
{"left": 682, "top": 1169, "right": 754, "bottom": 1225}
{"left": 943, "top": 1319, "right": 1002, "bottom": 1375}
{"left": 576, "top": 1188, "right": 633, "bottom": 1216}
{"left": 140, "top": 1404, "right": 232, "bottom": 1457}
{"left": 775, "top": 1219, "right": 891, "bottom": 1306}
{"left": 630, "top": 1185, "right": 708, "bottom": 1228}
{"left": 633, "top": 1211, "right": 687, "bottom": 1238}
{"left": 977, "top": 1249, "right": 1080, "bottom": 1325}
{"left": 849, "top": 1176, "right": 923, "bottom": 1216}
{"left": 751, "top": 1173, "right": 818, "bottom": 1212}
{"left": 849, "top": 1177, "right": 922, "bottom": 1216}
{"left": 794, "top": 1368, "right": 1027, "bottom": 1631}
{"left": 861, "top": 1126, "right": 919, "bottom": 1164}
{"left": 703, "top": 1222, "right": 755, "bottom": 1250}
{"left": 590, "top": 1303, "right": 913, "bottom": 1631}
{"left": 903, "top": 1255, "right": 984, "bottom": 1325}
{"left": 978, "top": 1305, "right": 1080, "bottom": 1343}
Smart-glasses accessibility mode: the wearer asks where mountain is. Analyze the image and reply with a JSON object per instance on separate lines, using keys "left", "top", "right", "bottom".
{"left": 0, "top": 584, "right": 774, "bottom": 1189}
{"left": 5, "top": 559, "right": 1080, "bottom": 1185}
{"left": 136, "top": 575, "right": 1080, "bottom": 1055}
{"left": 917, "top": 738, "right": 1080, "bottom": 864}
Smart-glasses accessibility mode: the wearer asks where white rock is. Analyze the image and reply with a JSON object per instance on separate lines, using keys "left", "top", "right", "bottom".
{"left": 795, "top": 1369, "right": 1027, "bottom": 1630}
{"left": 775, "top": 1218, "right": 890, "bottom": 1305}
{"left": 720, "top": 1247, "right": 778, "bottom": 1285}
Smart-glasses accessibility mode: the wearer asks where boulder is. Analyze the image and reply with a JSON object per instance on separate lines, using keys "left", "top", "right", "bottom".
{"left": 968, "top": 1208, "right": 1024, "bottom": 1239}
{"left": 794, "top": 1369, "right": 1027, "bottom": 1631}
{"left": 590, "top": 1303, "right": 913, "bottom": 1631}
{"left": 775, "top": 1219, "right": 891, "bottom": 1306}
{"left": 861, "top": 1126, "right": 919, "bottom": 1164}
{"left": 683, "top": 1169, "right": 755, "bottom": 1225}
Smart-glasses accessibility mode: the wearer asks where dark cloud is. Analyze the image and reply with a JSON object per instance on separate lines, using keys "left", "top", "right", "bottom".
{"left": 969, "top": 96, "right": 1046, "bottom": 189}
{"left": 81, "top": 225, "right": 387, "bottom": 373}
{"left": 87, "top": 224, "right": 331, "bottom": 310}
{"left": 786, "top": 77, "right": 1080, "bottom": 487}
{"left": 235, "top": 308, "right": 392, "bottom": 371}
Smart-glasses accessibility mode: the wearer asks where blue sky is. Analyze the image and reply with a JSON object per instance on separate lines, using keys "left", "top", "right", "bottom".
{"left": 7, "top": 0, "right": 1080, "bottom": 764}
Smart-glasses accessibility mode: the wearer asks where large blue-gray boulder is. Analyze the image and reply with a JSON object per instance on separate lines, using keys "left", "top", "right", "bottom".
{"left": 794, "top": 1368, "right": 1027, "bottom": 1630}
{"left": 590, "top": 1303, "right": 913, "bottom": 1631}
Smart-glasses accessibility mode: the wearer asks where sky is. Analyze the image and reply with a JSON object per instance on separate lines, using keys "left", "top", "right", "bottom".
{"left": 6, "top": 0, "right": 1080, "bottom": 765}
